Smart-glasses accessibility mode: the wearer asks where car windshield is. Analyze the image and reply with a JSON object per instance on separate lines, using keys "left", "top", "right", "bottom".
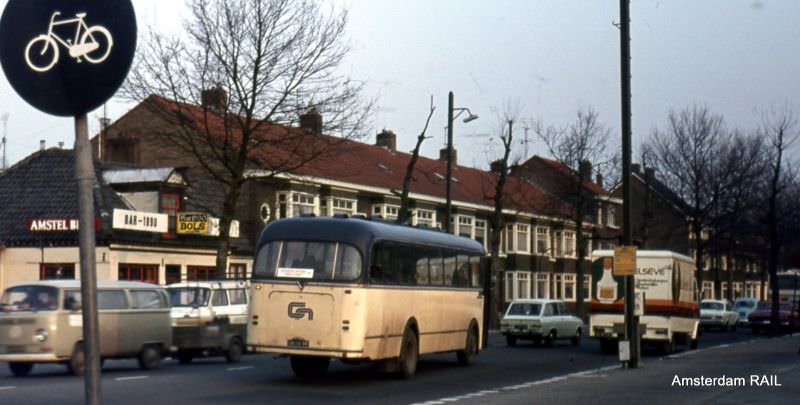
{"left": 0, "top": 286, "right": 59, "bottom": 312}
{"left": 507, "top": 303, "right": 541, "bottom": 316}
{"left": 167, "top": 287, "right": 210, "bottom": 307}
{"left": 700, "top": 302, "right": 724, "bottom": 311}
{"left": 733, "top": 300, "right": 755, "bottom": 309}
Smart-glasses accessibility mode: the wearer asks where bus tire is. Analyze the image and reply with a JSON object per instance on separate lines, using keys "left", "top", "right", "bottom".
{"left": 9, "top": 362, "right": 33, "bottom": 377}
{"left": 176, "top": 350, "right": 193, "bottom": 364}
{"left": 138, "top": 345, "right": 161, "bottom": 370}
{"left": 398, "top": 327, "right": 419, "bottom": 379}
{"left": 290, "top": 355, "right": 329, "bottom": 378}
{"left": 225, "top": 337, "right": 244, "bottom": 363}
{"left": 457, "top": 323, "right": 479, "bottom": 366}
{"left": 68, "top": 344, "right": 85, "bottom": 376}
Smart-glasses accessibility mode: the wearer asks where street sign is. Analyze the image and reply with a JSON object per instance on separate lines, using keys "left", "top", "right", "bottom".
{"left": 614, "top": 246, "right": 637, "bottom": 276}
{"left": 0, "top": 0, "right": 136, "bottom": 116}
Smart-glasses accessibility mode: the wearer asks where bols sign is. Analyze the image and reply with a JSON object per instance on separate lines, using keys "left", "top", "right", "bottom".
{"left": 0, "top": 0, "right": 136, "bottom": 116}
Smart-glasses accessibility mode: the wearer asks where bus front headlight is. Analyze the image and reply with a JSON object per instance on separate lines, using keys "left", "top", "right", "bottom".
{"left": 34, "top": 328, "right": 48, "bottom": 343}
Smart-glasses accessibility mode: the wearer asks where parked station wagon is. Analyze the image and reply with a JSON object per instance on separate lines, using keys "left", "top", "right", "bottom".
{"left": 0, "top": 280, "right": 171, "bottom": 376}
{"left": 500, "top": 299, "right": 583, "bottom": 346}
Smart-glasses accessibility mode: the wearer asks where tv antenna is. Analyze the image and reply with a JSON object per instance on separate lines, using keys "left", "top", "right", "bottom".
{"left": 1, "top": 113, "right": 8, "bottom": 170}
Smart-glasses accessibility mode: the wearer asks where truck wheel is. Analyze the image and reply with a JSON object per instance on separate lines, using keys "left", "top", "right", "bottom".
{"left": 506, "top": 335, "right": 517, "bottom": 346}
{"left": 290, "top": 355, "right": 330, "bottom": 378}
{"left": 456, "top": 325, "right": 478, "bottom": 366}
{"left": 8, "top": 362, "right": 33, "bottom": 377}
{"left": 225, "top": 337, "right": 244, "bottom": 363}
{"left": 398, "top": 327, "right": 419, "bottom": 379}
{"left": 68, "top": 344, "right": 85, "bottom": 376}
{"left": 176, "top": 350, "right": 193, "bottom": 364}
{"left": 600, "top": 339, "right": 617, "bottom": 355}
{"left": 138, "top": 345, "right": 161, "bottom": 370}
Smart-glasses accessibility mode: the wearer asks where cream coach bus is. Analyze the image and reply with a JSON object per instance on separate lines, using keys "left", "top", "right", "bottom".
{"left": 247, "top": 216, "right": 485, "bottom": 378}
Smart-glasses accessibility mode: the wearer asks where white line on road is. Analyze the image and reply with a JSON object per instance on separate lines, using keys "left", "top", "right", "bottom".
{"left": 411, "top": 365, "right": 619, "bottom": 405}
{"left": 226, "top": 366, "right": 254, "bottom": 372}
{"left": 0, "top": 386, "right": 16, "bottom": 391}
{"left": 115, "top": 376, "right": 149, "bottom": 382}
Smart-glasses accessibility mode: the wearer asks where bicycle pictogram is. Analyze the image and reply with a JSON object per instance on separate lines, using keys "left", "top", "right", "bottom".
{"left": 24, "top": 11, "right": 113, "bottom": 73}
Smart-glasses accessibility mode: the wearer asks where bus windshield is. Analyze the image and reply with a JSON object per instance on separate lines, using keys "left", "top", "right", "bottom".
{"left": 0, "top": 286, "right": 59, "bottom": 312}
{"left": 253, "top": 241, "right": 362, "bottom": 281}
{"left": 167, "top": 287, "right": 211, "bottom": 307}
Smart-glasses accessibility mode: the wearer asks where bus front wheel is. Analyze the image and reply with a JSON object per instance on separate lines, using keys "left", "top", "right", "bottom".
{"left": 290, "top": 355, "right": 329, "bottom": 378}
{"left": 398, "top": 328, "right": 419, "bottom": 379}
{"left": 457, "top": 324, "right": 478, "bottom": 366}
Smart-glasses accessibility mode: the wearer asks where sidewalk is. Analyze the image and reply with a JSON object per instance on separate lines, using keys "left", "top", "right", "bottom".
{"left": 420, "top": 334, "right": 800, "bottom": 404}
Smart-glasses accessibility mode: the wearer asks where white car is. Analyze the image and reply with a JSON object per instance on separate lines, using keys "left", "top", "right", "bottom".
{"left": 500, "top": 299, "right": 583, "bottom": 346}
{"left": 732, "top": 297, "right": 760, "bottom": 326}
{"left": 699, "top": 299, "right": 739, "bottom": 331}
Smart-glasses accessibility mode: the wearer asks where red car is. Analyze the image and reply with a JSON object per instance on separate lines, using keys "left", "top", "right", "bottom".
{"left": 748, "top": 302, "right": 800, "bottom": 334}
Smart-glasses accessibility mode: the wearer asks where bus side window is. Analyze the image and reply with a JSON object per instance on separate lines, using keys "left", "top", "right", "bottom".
{"left": 429, "top": 250, "right": 444, "bottom": 285}
{"left": 469, "top": 256, "right": 481, "bottom": 288}
{"left": 443, "top": 254, "right": 457, "bottom": 286}
{"left": 453, "top": 255, "right": 470, "bottom": 287}
{"left": 416, "top": 256, "right": 430, "bottom": 285}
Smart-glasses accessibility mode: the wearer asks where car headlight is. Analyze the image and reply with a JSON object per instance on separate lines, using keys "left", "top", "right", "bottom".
{"left": 34, "top": 328, "right": 48, "bottom": 343}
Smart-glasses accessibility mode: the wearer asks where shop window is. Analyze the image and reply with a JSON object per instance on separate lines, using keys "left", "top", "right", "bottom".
{"left": 118, "top": 263, "right": 159, "bottom": 284}
{"left": 165, "top": 265, "right": 181, "bottom": 284}
{"left": 188, "top": 266, "right": 215, "bottom": 281}
{"left": 40, "top": 263, "right": 75, "bottom": 280}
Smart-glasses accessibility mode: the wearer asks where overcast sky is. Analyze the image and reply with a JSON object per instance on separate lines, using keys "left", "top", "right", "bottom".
{"left": 1, "top": 0, "right": 798, "bottom": 172}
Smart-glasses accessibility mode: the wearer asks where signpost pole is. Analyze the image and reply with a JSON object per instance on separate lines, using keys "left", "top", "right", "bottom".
{"left": 75, "top": 113, "right": 101, "bottom": 404}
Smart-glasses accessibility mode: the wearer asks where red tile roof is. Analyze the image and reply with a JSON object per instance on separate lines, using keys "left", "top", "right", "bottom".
{"left": 143, "top": 95, "right": 580, "bottom": 219}
{"left": 517, "top": 155, "right": 609, "bottom": 196}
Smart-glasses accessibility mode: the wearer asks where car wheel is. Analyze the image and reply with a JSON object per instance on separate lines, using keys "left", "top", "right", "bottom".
{"left": 138, "top": 345, "right": 161, "bottom": 370}
{"left": 398, "top": 327, "right": 419, "bottom": 379}
{"left": 8, "top": 362, "right": 33, "bottom": 377}
{"left": 225, "top": 337, "right": 244, "bottom": 363}
{"left": 570, "top": 328, "right": 581, "bottom": 346}
{"left": 505, "top": 335, "right": 517, "bottom": 347}
{"left": 177, "top": 350, "right": 193, "bottom": 364}
{"left": 456, "top": 325, "right": 478, "bottom": 366}
{"left": 545, "top": 330, "right": 556, "bottom": 347}
{"left": 68, "top": 344, "right": 85, "bottom": 376}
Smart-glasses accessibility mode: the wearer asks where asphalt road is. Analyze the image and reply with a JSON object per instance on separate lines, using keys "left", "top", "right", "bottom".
{"left": 0, "top": 328, "right": 771, "bottom": 405}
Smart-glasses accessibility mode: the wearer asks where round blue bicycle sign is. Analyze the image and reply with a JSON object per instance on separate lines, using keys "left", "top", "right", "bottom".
{"left": 0, "top": 0, "right": 136, "bottom": 116}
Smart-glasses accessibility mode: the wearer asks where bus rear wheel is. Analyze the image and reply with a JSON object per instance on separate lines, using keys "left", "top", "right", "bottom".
{"left": 398, "top": 328, "right": 419, "bottom": 379}
{"left": 457, "top": 325, "right": 478, "bottom": 366}
{"left": 290, "top": 355, "right": 329, "bottom": 378}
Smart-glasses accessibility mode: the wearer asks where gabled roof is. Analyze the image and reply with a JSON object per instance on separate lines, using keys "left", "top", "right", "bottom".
{"left": 142, "top": 95, "right": 574, "bottom": 219}
{"left": 610, "top": 170, "right": 691, "bottom": 215}
{"left": 103, "top": 168, "right": 185, "bottom": 186}
{"left": 516, "top": 155, "right": 609, "bottom": 197}
{"left": 0, "top": 148, "right": 128, "bottom": 245}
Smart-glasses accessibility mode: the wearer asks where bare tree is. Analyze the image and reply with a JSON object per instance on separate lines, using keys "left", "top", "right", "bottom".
{"left": 759, "top": 107, "right": 798, "bottom": 335}
{"left": 123, "top": 0, "right": 371, "bottom": 278}
{"left": 534, "top": 108, "right": 611, "bottom": 320}
{"left": 648, "top": 106, "right": 727, "bottom": 290}
{"left": 396, "top": 97, "right": 436, "bottom": 225}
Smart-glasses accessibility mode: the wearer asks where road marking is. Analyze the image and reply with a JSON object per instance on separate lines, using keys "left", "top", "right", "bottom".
{"left": 115, "top": 376, "right": 149, "bottom": 381}
{"left": 226, "top": 366, "right": 254, "bottom": 372}
{"left": 0, "top": 386, "right": 16, "bottom": 391}
{"left": 412, "top": 365, "right": 618, "bottom": 405}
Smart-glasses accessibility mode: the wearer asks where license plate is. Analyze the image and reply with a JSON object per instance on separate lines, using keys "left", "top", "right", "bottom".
{"left": 287, "top": 338, "right": 309, "bottom": 348}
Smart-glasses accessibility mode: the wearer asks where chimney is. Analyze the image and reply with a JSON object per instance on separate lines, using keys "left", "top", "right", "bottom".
{"left": 299, "top": 107, "right": 323, "bottom": 136}
{"left": 40, "top": 140, "right": 46, "bottom": 151}
{"left": 376, "top": 129, "right": 396, "bottom": 152}
{"left": 578, "top": 160, "right": 592, "bottom": 180}
{"left": 439, "top": 148, "right": 457, "bottom": 166}
{"left": 631, "top": 163, "right": 641, "bottom": 174}
{"left": 201, "top": 86, "right": 228, "bottom": 112}
{"left": 644, "top": 167, "right": 655, "bottom": 180}
{"left": 596, "top": 172, "right": 604, "bottom": 188}
{"left": 58, "top": 141, "right": 64, "bottom": 149}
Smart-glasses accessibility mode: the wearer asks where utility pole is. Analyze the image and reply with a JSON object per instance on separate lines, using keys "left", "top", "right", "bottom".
{"left": 620, "top": 0, "right": 640, "bottom": 368}
{"left": 446, "top": 91, "right": 454, "bottom": 234}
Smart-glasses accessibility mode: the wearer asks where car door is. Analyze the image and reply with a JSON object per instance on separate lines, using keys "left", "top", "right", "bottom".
{"left": 541, "top": 303, "right": 556, "bottom": 336}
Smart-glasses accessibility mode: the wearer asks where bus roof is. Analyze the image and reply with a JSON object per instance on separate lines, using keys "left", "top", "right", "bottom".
{"left": 256, "top": 216, "right": 484, "bottom": 255}
{"left": 591, "top": 249, "right": 694, "bottom": 263}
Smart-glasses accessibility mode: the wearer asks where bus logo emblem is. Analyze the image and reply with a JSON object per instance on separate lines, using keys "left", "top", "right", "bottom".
{"left": 288, "top": 302, "right": 314, "bottom": 320}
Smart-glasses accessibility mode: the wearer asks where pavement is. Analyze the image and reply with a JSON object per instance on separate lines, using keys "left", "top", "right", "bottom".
{"left": 416, "top": 333, "right": 800, "bottom": 405}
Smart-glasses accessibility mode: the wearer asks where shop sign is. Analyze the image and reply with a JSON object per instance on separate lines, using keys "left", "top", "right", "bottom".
{"left": 177, "top": 212, "right": 209, "bottom": 235}
{"left": 112, "top": 208, "right": 167, "bottom": 233}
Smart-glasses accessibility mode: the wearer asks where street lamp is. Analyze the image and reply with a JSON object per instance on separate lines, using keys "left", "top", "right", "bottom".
{"left": 445, "top": 91, "right": 478, "bottom": 234}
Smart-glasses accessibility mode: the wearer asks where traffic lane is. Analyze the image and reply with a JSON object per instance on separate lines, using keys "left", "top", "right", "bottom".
{"left": 0, "top": 331, "right": 766, "bottom": 404}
